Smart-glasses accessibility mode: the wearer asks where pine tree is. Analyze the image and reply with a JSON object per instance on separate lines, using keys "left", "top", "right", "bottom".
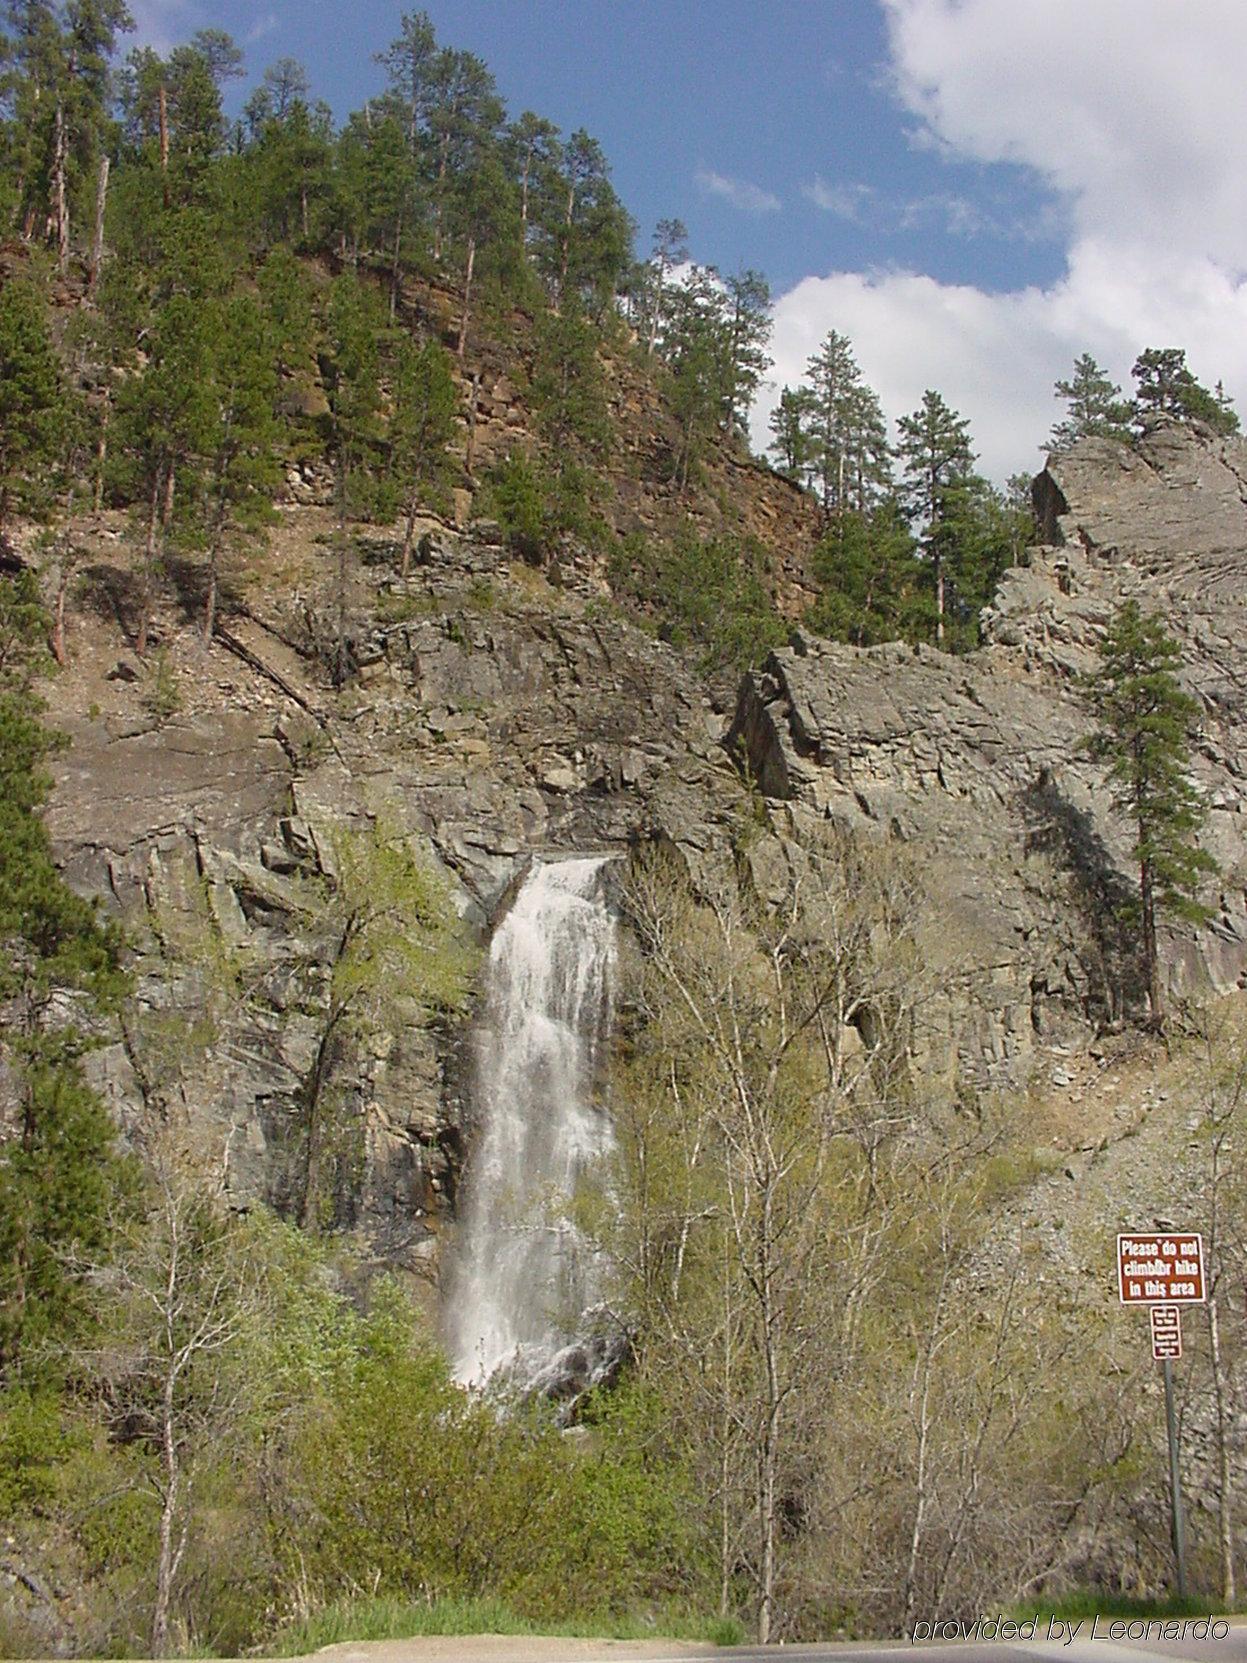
{"left": 663, "top": 265, "right": 725, "bottom": 493}
{"left": 1049, "top": 354, "right": 1133, "bottom": 451}
{"left": 0, "top": 279, "right": 67, "bottom": 541}
{"left": 374, "top": 8, "right": 437, "bottom": 149}
{"left": 1131, "top": 347, "right": 1239, "bottom": 436}
{"left": 0, "top": 570, "right": 127, "bottom": 1376}
{"left": 644, "top": 215, "right": 687, "bottom": 356}
{"left": 530, "top": 295, "right": 610, "bottom": 460}
{"left": 768, "top": 385, "right": 815, "bottom": 484}
{"left": 799, "top": 330, "right": 891, "bottom": 519}
{"left": 896, "top": 389, "right": 975, "bottom": 645}
{"left": 112, "top": 286, "right": 215, "bottom": 655}
{"left": 509, "top": 109, "right": 560, "bottom": 253}
{"left": 197, "top": 291, "right": 282, "bottom": 641}
{"left": 389, "top": 336, "right": 459, "bottom": 576}
{"left": 320, "top": 273, "right": 383, "bottom": 683}
{"left": 806, "top": 499, "right": 922, "bottom": 647}
{"left": 718, "top": 269, "right": 771, "bottom": 439}
{"left": 1082, "top": 601, "right": 1218, "bottom": 1027}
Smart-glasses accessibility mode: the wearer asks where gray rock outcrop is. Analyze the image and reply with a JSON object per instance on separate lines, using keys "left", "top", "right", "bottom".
{"left": 32, "top": 420, "right": 1247, "bottom": 1281}
{"left": 730, "top": 420, "right": 1247, "bottom": 1080}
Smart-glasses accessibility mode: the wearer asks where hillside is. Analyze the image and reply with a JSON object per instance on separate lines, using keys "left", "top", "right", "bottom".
{"left": 3, "top": 5, "right": 1247, "bottom": 1654}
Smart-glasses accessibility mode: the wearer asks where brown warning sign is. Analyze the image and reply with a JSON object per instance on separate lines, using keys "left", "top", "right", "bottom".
{"left": 1117, "top": 1233, "right": 1205, "bottom": 1305}
{"left": 1150, "top": 1305, "right": 1183, "bottom": 1360}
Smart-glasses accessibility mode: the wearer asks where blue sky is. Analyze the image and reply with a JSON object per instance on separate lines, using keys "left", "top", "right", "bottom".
{"left": 148, "top": 0, "right": 1065, "bottom": 297}
{"left": 134, "top": 0, "right": 1247, "bottom": 481}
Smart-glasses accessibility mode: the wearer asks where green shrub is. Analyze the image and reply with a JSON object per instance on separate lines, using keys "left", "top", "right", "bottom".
{"left": 608, "top": 528, "right": 787, "bottom": 674}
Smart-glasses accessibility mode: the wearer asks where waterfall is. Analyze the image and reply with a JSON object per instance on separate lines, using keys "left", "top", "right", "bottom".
{"left": 446, "top": 855, "right": 617, "bottom": 1389}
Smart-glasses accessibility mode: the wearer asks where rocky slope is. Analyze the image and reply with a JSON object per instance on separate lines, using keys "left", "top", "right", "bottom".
{"left": 731, "top": 418, "right": 1247, "bottom": 1082}
{"left": 30, "top": 418, "right": 1247, "bottom": 1287}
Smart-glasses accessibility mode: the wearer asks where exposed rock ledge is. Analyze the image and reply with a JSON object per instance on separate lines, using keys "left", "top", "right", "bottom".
{"left": 730, "top": 421, "right": 1247, "bottom": 1082}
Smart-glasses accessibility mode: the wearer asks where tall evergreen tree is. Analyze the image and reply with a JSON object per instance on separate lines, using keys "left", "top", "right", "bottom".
{"left": 718, "top": 269, "right": 771, "bottom": 439}
{"left": 320, "top": 272, "right": 383, "bottom": 683}
{"left": 798, "top": 330, "right": 891, "bottom": 519}
{"left": 389, "top": 336, "right": 459, "bottom": 576}
{"left": 509, "top": 108, "right": 559, "bottom": 252}
{"left": 1049, "top": 353, "right": 1132, "bottom": 451}
{"left": 374, "top": 8, "right": 437, "bottom": 149}
{"left": 768, "top": 385, "right": 816, "bottom": 485}
{"left": 644, "top": 215, "right": 687, "bottom": 356}
{"left": 1132, "top": 346, "right": 1239, "bottom": 436}
{"left": 196, "top": 292, "right": 281, "bottom": 641}
{"left": 896, "top": 389, "right": 975, "bottom": 645}
{"left": 0, "top": 279, "right": 67, "bottom": 541}
{"left": 113, "top": 285, "right": 214, "bottom": 654}
{"left": 1082, "top": 600, "right": 1218, "bottom": 1027}
{"left": 0, "top": 570, "right": 127, "bottom": 1375}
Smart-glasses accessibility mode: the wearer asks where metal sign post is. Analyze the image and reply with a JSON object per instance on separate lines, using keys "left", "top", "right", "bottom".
{"left": 1117, "top": 1235, "right": 1205, "bottom": 1602}
{"left": 1162, "top": 1355, "right": 1188, "bottom": 1601}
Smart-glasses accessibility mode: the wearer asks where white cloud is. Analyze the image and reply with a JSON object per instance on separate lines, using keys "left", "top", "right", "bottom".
{"left": 127, "top": 0, "right": 198, "bottom": 52}
{"left": 898, "top": 190, "right": 986, "bottom": 238}
{"left": 695, "top": 169, "right": 781, "bottom": 215}
{"left": 803, "top": 178, "right": 875, "bottom": 221}
{"left": 759, "top": 0, "right": 1247, "bottom": 482}
{"left": 246, "top": 11, "right": 280, "bottom": 46}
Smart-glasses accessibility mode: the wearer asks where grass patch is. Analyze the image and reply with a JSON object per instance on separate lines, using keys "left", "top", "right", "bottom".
{"left": 270, "top": 1594, "right": 745, "bottom": 1655}
{"left": 1014, "top": 1592, "right": 1229, "bottom": 1622}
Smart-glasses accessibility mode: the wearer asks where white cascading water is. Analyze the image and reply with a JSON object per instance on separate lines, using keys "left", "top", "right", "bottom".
{"left": 447, "top": 856, "right": 617, "bottom": 1388}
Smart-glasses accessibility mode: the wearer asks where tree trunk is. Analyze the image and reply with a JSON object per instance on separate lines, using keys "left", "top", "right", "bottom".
{"left": 400, "top": 494, "right": 418, "bottom": 579}
{"left": 390, "top": 209, "right": 404, "bottom": 321}
{"left": 646, "top": 265, "right": 663, "bottom": 358}
{"left": 158, "top": 85, "right": 170, "bottom": 205}
{"left": 756, "top": 1185, "right": 779, "bottom": 1646}
{"left": 52, "top": 564, "right": 69, "bottom": 666}
{"left": 203, "top": 538, "right": 220, "bottom": 644}
{"left": 51, "top": 96, "right": 70, "bottom": 273}
{"left": 300, "top": 179, "right": 309, "bottom": 241}
{"left": 151, "top": 1375, "right": 180, "bottom": 1657}
{"left": 137, "top": 471, "right": 161, "bottom": 658}
{"left": 94, "top": 395, "right": 110, "bottom": 512}
{"left": 433, "top": 135, "right": 448, "bottom": 262}
{"left": 1142, "top": 860, "right": 1162, "bottom": 1027}
{"left": 89, "top": 155, "right": 109, "bottom": 295}
{"left": 465, "top": 372, "right": 480, "bottom": 478}
{"left": 1209, "top": 1292, "right": 1237, "bottom": 1605}
{"left": 457, "top": 236, "right": 476, "bottom": 362}
{"left": 557, "top": 183, "right": 575, "bottom": 310}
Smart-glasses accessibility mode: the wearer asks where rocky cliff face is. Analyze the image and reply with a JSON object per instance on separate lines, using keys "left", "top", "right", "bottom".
{"left": 731, "top": 419, "right": 1247, "bottom": 1080}
{"left": 41, "top": 516, "right": 746, "bottom": 1283}
{"left": 36, "top": 419, "right": 1247, "bottom": 1281}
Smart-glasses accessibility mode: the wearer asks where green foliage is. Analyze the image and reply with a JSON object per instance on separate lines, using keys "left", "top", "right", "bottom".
{"left": 270, "top": 1285, "right": 701, "bottom": 1622}
{"left": 484, "top": 447, "right": 605, "bottom": 561}
{"left": 529, "top": 296, "right": 611, "bottom": 459}
{"left": 1082, "top": 600, "right": 1218, "bottom": 1024}
{"left": 388, "top": 334, "right": 459, "bottom": 552}
{"left": 140, "top": 649, "right": 181, "bottom": 723}
{"left": 0, "top": 573, "right": 128, "bottom": 1378}
{"left": 659, "top": 264, "right": 771, "bottom": 488}
{"left": 1131, "top": 347, "right": 1239, "bottom": 436}
{"left": 320, "top": 271, "right": 385, "bottom": 511}
{"left": 1050, "top": 353, "right": 1133, "bottom": 450}
{"left": 0, "top": 279, "right": 67, "bottom": 534}
{"left": 806, "top": 501, "right": 925, "bottom": 646}
{"left": 295, "top": 821, "right": 473, "bottom": 1228}
{"left": 608, "top": 528, "right": 786, "bottom": 674}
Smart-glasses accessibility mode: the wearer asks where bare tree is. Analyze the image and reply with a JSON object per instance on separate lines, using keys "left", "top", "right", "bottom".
{"left": 86, "top": 1152, "right": 258, "bottom": 1655}
{"left": 616, "top": 828, "right": 939, "bottom": 1641}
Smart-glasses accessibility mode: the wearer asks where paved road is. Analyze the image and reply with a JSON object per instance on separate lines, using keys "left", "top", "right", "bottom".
{"left": 303, "top": 1619, "right": 1247, "bottom": 1663}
